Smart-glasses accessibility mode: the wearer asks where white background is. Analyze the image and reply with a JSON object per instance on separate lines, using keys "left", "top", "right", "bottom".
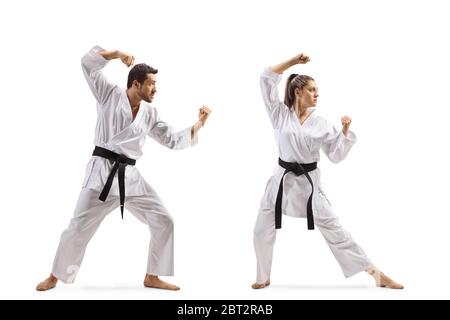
{"left": 1, "top": 0, "right": 449, "bottom": 300}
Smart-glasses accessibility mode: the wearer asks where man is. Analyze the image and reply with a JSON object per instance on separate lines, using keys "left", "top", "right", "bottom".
{"left": 36, "top": 46, "right": 211, "bottom": 291}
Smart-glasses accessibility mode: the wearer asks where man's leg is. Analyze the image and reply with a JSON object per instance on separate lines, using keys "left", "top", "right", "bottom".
{"left": 36, "top": 188, "right": 118, "bottom": 291}
{"left": 126, "top": 189, "right": 179, "bottom": 290}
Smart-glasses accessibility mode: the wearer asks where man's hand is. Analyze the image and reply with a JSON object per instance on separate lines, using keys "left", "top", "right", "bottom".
{"left": 198, "top": 106, "right": 211, "bottom": 126}
{"left": 341, "top": 115, "right": 352, "bottom": 136}
{"left": 98, "top": 50, "right": 134, "bottom": 67}
{"left": 191, "top": 106, "right": 211, "bottom": 139}
{"left": 118, "top": 51, "right": 135, "bottom": 67}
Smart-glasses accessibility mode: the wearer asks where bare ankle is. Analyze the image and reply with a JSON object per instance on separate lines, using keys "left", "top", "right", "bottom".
{"left": 145, "top": 274, "right": 158, "bottom": 280}
{"left": 366, "top": 266, "right": 379, "bottom": 276}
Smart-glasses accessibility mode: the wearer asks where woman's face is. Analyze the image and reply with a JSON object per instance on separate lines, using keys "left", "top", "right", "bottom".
{"left": 296, "top": 80, "right": 319, "bottom": 108}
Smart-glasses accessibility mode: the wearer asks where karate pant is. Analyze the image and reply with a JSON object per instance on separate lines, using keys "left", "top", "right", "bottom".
{"left": 52, "top": 187, "right": 174, "bottom": 284}
{"left": 253, "top": 193, "right": 373, "bottom": 284}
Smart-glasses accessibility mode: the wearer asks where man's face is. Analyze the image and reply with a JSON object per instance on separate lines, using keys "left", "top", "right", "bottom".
{"left": 138, "top": 73, "right": 157, "bottom": 103}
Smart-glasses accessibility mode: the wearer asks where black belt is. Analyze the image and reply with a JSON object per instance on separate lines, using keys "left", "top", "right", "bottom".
{"left": 275, "top": 158, "right": 317, "bottom": 230}
{"left": 92, "top": 146, "right": 136, "bottom": 219}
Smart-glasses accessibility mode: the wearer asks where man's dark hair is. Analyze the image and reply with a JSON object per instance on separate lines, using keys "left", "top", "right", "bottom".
{"left": 127, "top": 63, "right": 158, "bottom": 89}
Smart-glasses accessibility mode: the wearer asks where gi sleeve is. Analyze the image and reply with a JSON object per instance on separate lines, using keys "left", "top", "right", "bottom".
{"left": 147, "top": 107, "right": 198, "bottom": 150}
{"left": 81, "top": 46, "right": 116, "bottom": 105}
{"left": 321, "top": 121, "right": 357, "bottom": 163}
{"left": 260, "top": 67, "right": 289, "bottom": 129}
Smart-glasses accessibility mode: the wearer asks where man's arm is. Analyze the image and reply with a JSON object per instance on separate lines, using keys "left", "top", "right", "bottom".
{"left": 191, "top": 106, "right": 211, "bottom": 139}
{"left": 98, "top": 50, "right": 134, "bottom": 67}
{"left": 81, "top": 46, "right": 134, "bottom": 105}
{"left": 148, "top": 106, "right": 211, "bottom": 150}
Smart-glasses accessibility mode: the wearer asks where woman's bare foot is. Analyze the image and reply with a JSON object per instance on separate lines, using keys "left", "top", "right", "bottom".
{"left": 367, "top": 267, "right": 404, "bottom": 289}
{"left": 376, "top": 272, "right": 404, "bottom": 289}
{"left": 144, "top": 274, "right": 180, "bottom": 290}
{"left": 36, "top": 274, "right": 58, "bottom": 291}
{"left": 251, "top": 280, "right": 270, "bottom": 289}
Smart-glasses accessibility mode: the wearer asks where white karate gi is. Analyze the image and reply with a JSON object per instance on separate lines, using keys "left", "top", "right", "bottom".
{"left": 52, "top": 46, "right": 197, "bottom": 283}
{"left": 254, "top": 68, "right": 373, "bottom": 284}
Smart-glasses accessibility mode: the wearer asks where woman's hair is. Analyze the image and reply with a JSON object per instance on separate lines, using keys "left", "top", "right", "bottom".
{"left": 284, "top": 74, "right": 314, "bottom": 108}
{"left": 127, "top": 63, "right": 158, "bottom": 89}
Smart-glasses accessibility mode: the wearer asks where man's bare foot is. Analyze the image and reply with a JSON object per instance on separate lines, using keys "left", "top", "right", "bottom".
{"left": 36, "top": 274, "right": 58, "bottom": 291}
{"left": 367, "top": 267, "right": 404, "bottom": 289}
{"left": 251, "top": 280, "right": 270, "bottom": 289}
{"left": 144, "top": 274, "right": 180, "bottom": 290}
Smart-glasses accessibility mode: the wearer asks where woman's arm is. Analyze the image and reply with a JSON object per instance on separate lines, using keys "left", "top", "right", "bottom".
{"left": 270, "top": 53, "right": 310, "bottom": 74}
{"left": 321, "top": 117, "right": 357, "bottom": 163}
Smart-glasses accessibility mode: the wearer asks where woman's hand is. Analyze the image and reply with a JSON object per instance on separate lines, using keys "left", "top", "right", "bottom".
{"left": 290, "top": 53, "right": 310, "bottom": 65}
{"left": 270, "top": 53, "right": 310, "bottom": 74}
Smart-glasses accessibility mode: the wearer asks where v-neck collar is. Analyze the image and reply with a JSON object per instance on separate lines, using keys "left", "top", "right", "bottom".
{"left": 293, "top": 108, "right": 315, "bottom": 127}
{"left": 122, "top": 90, "right": 143, "bottom": 127}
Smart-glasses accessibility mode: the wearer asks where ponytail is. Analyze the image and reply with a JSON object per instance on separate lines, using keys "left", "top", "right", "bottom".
{"left": 284, "top": 74, "right": 298, "bottom": 108}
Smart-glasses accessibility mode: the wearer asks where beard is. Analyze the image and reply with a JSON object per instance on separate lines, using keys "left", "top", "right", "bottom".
{"left": 140, "top": 91, "right": 154, "bottom": 103}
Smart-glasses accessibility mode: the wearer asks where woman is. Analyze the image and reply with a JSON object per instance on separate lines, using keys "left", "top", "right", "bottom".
{"left": 252, "top": 53, "right": 403, "bottom": 289}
